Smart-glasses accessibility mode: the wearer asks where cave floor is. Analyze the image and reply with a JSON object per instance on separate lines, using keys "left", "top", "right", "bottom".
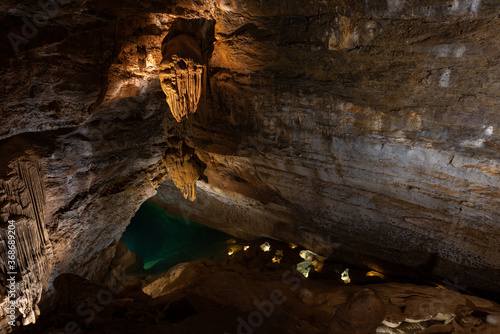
{"left": 16, "top": 239, "right": 500, "bottom": 334}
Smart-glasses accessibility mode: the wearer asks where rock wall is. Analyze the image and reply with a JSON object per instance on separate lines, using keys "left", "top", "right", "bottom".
{"left": 0, "top": 0, "right": 499, "bottom": 327}
{"left": 158, "top": 0, "right": 500, "bottom": 293}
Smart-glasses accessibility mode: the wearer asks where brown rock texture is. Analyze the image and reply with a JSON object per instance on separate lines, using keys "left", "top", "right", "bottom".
{"left": 165, "top": 150, "right": 201, "bottom": 201}
{"left": 328, "top": 290, "right": 386, "bottom": 334}
{"left": 152, "top": 0, "right": 500, "bottom": 294}
{"left": 14, "top": 240, "right": 500, "bottom": 334}
{"left": 0, "top": 0, "right": 499, "bottom": 328}
{"left": 159, "top": 34, "right": 204, "bottom": 122}
{"left": 0, "top": 3, "right": 181, "bottom": 328}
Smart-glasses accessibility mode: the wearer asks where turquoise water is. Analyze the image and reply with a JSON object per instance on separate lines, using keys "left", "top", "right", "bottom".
{"left": 121, "top": 201, "right": 233, "bottom": 273}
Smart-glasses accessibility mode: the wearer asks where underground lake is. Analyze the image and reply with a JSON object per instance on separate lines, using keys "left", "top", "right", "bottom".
{"left": 120, "top": 201, "right": 235, "bottom": 274}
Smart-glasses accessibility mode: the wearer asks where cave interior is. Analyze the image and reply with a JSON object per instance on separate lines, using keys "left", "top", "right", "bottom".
{"left": 0, "top": 0, "right": 500, "bottom": 333}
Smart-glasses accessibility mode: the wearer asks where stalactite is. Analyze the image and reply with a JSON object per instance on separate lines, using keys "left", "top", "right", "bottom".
{"left": 159, "top": 34, "right": 204, "bottom": 122}
{"left": 181, "top": 183, "right": 196, "bottom": 202}
{"left": 165, "top": 153, "right": 200, "bottom": 201}
{"left": 0, "top": 157, "right": 53, "bottom": 329}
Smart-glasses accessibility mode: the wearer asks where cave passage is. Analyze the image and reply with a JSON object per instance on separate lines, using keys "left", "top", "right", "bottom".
{"left": 121, "top": 201, "right": 234, "bottom": 273}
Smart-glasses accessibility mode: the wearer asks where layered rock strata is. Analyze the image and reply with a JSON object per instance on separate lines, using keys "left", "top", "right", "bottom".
{"left": 153, "top": 0, "right": 500, "bottom": 294}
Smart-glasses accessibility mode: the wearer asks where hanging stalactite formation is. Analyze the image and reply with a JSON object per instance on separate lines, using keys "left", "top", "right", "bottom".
{"left": 159, "top": 34, "right": 204, "bottom": 122}
{"left": 0, "top": 157, "right": 53, "bottom": 330}
{"left": 165, "top": 152, "right": 200, "bottom": 201}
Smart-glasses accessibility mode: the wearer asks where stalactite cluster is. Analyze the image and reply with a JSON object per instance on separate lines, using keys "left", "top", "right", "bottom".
{"left": 159, "top": 34, "right": 204, "bottom": 122}
{"left": 165, "top": 152, "right": 200, "bottom": 201}
{"left": 0, "top": 157, "right": 53, "bottom": 329}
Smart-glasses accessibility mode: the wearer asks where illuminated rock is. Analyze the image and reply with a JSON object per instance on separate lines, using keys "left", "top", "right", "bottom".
{"left": 228, "top": 244, "right": 242, "bottom": 256}
{"left": 297, "top": 261, "right": 313, "bottom": 278}
{"left": 272, "top": 250, "right": 283, "bottom": 263}
{"left": 341, "top": 268, "right": 351, "bottom": 284}
{"left": 299, "top": 250, "right": 325, "bottom": 272}
{"left": 0, "top": 158, "right": 53, "bottom": 328}
{"left": 165, "top": 152, "right": 200, "bottom": 201}
{"left": 487, "top": 314, "right": 500, "bottom": 326}
{"left": 159, "top": 34, "right": 204, "bottom": 122}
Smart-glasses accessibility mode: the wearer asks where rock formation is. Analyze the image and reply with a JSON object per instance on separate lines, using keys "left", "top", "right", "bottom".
{"left": 159, "top": 34, "right": 204, "bottom": 122}
{"left": 165, "top": 151, "right": 201, "bottom": 201}
{"left": 0, "top": 157, "right": 53, "bottom": 329}
{"left": 328, "top": 290, "right": 386, "bottom": 334}
{"left": 149, "top": 0, "right": 500, "bottom": 295}
{"left": 0, "top": 0, "right": 499, "bottom": 330}
{"left": 15, "top": 239, "right": 500, "bottom": 334}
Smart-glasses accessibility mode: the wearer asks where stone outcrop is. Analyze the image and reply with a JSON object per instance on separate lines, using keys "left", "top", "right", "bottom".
{"left": 328, "top": 290, "right": 386, "bottom": 334}
{"left": 0, "top": 6, "right": 180, "bottom": 328}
